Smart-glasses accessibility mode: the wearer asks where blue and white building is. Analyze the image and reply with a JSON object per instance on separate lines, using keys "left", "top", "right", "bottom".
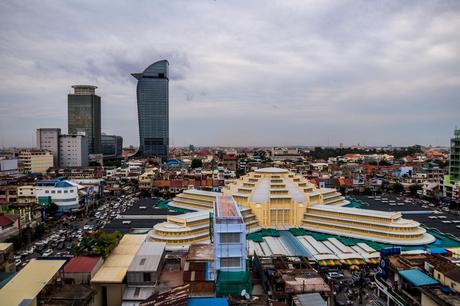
{"left": 213, "top": 195, "right": 247, "bottom": 272}
{"left": 35, "top": 179, "right": 82, "bottom": 212}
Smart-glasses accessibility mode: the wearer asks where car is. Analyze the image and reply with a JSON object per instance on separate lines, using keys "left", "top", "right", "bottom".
{"left": 15, "top": 259, "right": 22, "bottom": 266}
{"left": 42, "top": 249, "right": 53, "bottom": 257}
{"left": 83, "top": 225, "right": 91, "bottom": 230}
{"left": 326, "top": 271, "right": 344, "bottom": 279}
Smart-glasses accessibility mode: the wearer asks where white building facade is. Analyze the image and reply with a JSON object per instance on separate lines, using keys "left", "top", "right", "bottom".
{"left": 35, "top": 180, "right": 80, "bottom": 212}
{"left": 59, "top": 134, "right": 89, "bottom": 167}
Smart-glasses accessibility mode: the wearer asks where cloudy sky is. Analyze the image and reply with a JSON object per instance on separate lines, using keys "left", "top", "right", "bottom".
{"left": 1, "top": 0, "right": 459, "bottom": 148}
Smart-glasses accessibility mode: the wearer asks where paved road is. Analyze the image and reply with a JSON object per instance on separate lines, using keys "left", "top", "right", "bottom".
{"left": 13, "top": 193, "right": 135, "bottom": 269}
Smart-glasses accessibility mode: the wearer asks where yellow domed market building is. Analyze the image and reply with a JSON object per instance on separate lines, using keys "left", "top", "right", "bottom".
{"left": 148, "top": 167, "right": 435, "bottom": 250}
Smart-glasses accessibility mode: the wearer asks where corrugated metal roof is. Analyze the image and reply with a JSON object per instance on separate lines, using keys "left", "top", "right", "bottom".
{"left": 187, "top": 298, "right": 228, "bottom": 306}
{"left": 294, "top": 293, "right": 327, "bottom": 306}
{"left": 0, "top": 259, "right": 65, "bottom": 306}
{"left": 63, "top": 256, "right": 102, "bottom": 273}
{"left": 128, "top": 242, "right": 165, "bottom": 272}
{"left": 91, "top": 234, "right": 146, "bottom": 284}
{"left": 399, "top": 269, "right": 439, "bottom": 287}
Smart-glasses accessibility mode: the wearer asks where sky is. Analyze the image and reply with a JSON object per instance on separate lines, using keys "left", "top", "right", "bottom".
{"left": 0, "top": 0, "right": 459, "bottom": 148}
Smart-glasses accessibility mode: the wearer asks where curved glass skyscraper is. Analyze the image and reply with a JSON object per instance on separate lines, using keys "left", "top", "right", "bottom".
{"left": 132, "top": 60, "right": 169, "bottom": 161}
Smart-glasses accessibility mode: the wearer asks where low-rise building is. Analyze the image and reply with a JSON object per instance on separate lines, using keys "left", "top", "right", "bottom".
{"left": 19, "top": 150, "right": 53, "bottom": 174}
{"left": 63, "top": 256, "right": 104, "bottom": 284}
{"left": 0, "top": 184, "right": 17, "bottom": 204}
{"left": 91, "top": 234, "right": 146, "bottom": 306}
{"left": 0, "top": 158, "right": 18, "bottom": 176}
{"left": 426, "top": 255, "right": 460, "bottom": 294}
{"left": 127, "top": 241, "right": 166, "bottom": 285}
{"left": 16, "top": 185, "right": 35, "bottom": 204}
{"left": 0, "top": 258, "right": 66, "bottom": 305}
{"left": 0, "top": 214, "right": 18, "bottom": 242}
{"left": 35, "top": 179, "right": 81, "bottom": 212}
{"left": 0, "top": 243, "right": 14, "bottom": 272}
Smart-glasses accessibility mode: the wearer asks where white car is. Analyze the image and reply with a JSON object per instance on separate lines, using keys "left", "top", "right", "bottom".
{"left": 42, "top": 249, "right": 53, "bottom": 257}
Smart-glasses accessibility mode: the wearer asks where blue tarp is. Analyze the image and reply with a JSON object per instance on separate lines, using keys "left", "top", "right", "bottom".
{"left": 399, "top": 269, "right": 439, "bottom": 287}
{"left": 188, "top": 298, "right": 228, "bottom": 306}
{"left": 429, "top": 248, "right": 447, "bottom": 254}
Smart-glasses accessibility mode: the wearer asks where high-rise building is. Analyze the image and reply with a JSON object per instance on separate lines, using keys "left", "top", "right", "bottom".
{"left": 101, "top": 134, "right": 123, "bottom": 159}
{"left": 132, "top": 60, "right": 169, "bottom": 161}
{"left": 36, "top": 128, "right": 61, "bottom": 166}
{"left": 59, "top": 134, "right": 89, "bottom": 168}
{"left": 444, "top": 129, "right": 460, "bottom": 200}
{"left": 68, "top": 85, "right": 101, "bottom": 154}
{"left": 450, "top": 129, "right": 460, "bottom": 182}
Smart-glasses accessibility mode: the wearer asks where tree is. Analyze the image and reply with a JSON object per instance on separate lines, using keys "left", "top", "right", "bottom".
{"left": 391, "top": 182, "right": 404, "bottom": 194}
{"left": 409, "top": 184, "right": 422, "bottom": 197}
{"left": 89, "top": 161, "right": 101, "bottom": 167}
{"left": 45, "top": 202, "right": 59, "bottom": 215}
{"left": 72, "top": 230, "right": 122, "bottom": 258}
{"left": 191, "top": 158, "right": 203, "bottom": 169}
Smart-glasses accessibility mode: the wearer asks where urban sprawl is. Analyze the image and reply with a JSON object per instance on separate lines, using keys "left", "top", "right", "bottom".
{"left": 0, "top": 60, "right": 460, "bottom": 306}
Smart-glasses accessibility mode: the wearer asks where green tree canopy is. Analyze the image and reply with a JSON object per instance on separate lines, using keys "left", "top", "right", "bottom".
{"left": 72, "top": 230, "right": 122, "bottom": 258}
{"left": 191, "top": 158, "right": 203, "bottom": 169}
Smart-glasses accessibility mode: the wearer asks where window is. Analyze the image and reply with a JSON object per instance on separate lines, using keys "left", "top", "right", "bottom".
{"left": 45, "top": 190, "right": 49, "bottom": 194}
{"left": 57, "top": 190, "right": 62, "bottom": 193}
{"left": 51, "top": 190, "right": 56, "bottom": 194}
{"left": 143, "top": 272, "right": 151, "bottom": 282}
{"left": 64, "top": 190, "right": 68, "bottom": 193}
{"left": 220, "top": 233, "right": 240, "bottom": 243}
{"left": 220, "top": 257, "right": 241, "bottom": 268}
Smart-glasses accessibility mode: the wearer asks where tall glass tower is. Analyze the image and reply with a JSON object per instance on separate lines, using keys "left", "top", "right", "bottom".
{"left": 132, "top": 60, "right": 169, "bottom": 161}
{"left": 68, "top": 85, "right": 101, "bottom": 154}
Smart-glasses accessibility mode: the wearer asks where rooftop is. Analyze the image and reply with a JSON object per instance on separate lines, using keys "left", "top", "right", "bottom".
{"left": 398, "top": 269, "right": 439, "bottom": 287}
{"left": 215, "top": 196, "right": 242, "bottom": 222}
{"left": 63, "top": 256, "right": 102, "bottom": 273}
{"left": 186, "top": 244, "right": 214, "bottom": 262}
{"left": 91, "top": 234, "right": 146, "bottom": 284}
{"left": 309, "top": 204, "right": 402, "bottom": 219}
{"left": 0, "top": 259, "right": 66, "bottom": 306}
{"left": 0, "top": 242, "right": 12, "bottom": 252}
{"left": 128, "top": 242, "right": 166, "bottom": 272}
{"left": 255, "top": 167, "right": 289, "bottom": 174}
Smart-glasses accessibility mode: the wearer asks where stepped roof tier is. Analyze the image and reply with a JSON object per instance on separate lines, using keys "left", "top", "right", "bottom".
{"left": 148, "top": 168, "right": 435, "bottom": 249}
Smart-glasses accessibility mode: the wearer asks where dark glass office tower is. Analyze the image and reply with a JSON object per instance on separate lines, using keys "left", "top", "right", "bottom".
{"left": 68, "top": 85, "right": 102, "bottom": 154}
{"left": 132, "top": 60, "right": 169, "bottom": 161}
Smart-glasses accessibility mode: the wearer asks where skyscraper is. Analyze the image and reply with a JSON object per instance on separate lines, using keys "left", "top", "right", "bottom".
{"left": 68, "top": 85, "right": 102, "bottom": 154}
{"left": 132, "top": 60, "right": 169, "bottom": 161}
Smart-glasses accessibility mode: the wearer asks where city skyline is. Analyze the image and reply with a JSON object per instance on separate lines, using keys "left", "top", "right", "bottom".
{"left": 0, "top": 1, "right": 459, "bottom": 148}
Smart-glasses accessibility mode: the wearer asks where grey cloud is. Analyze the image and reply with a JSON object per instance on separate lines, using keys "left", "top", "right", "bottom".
{"left": 0, "top": 0, "right": 459, "bottom": 148}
